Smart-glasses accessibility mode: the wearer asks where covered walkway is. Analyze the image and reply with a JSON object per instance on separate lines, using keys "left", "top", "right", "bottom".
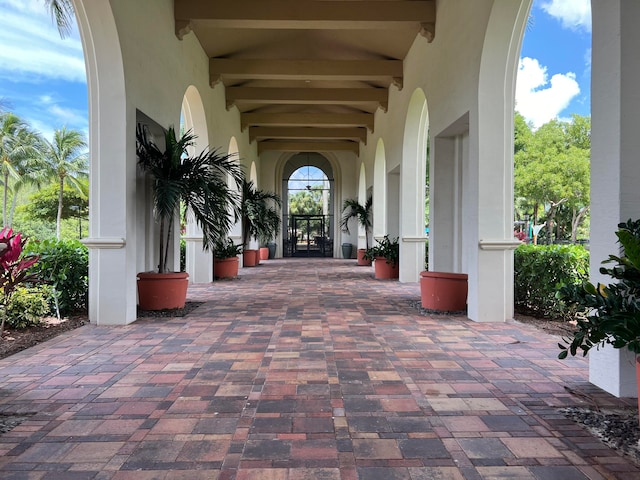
{"left": 0, "top": 259, "right": 638, "bottom": 479}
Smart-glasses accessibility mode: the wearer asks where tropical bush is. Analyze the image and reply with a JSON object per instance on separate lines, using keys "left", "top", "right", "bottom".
{"left": 25, "top": 239, "right": 88, "bottom": 317}
{"left": 363, "top": 235, "right": 400, "bottom": 267}
{"left": 214, "top": 238, "right": 243, "bottom": 259}
{"left": 0, "top": 227, "right": 40, "bottom": 333}
{"left": 180, "top": 238, "right": 186, "bottom": 272}
{"left": 5, "top": 286, "right": 51, "bottom": 329}
{"left": 514, "top": 244, "right": 589, "bottom": 319}
{"left": 558, "top": 219, "right": 640, "bottom": 358}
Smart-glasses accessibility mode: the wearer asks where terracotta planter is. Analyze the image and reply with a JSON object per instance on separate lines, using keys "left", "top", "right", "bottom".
{"left": 374, "top": 257, "right": 399, "bottom": 279}
{"left": 357, "top": 248, "right": 372, "bottom": 266}
{"left": 137, "top": 272, "right": 189, "bottom": 311}
{"left": 243, "top": 249, "right": 259, "bottom": 267}
{"left": 420, "top": 271, "right": 468, "bottom": 312}
{"left": 259, "top": 247, "right": 269, "bottom": 260}
{"left": 214, "top": 256, "right": 239, "bottom": 279}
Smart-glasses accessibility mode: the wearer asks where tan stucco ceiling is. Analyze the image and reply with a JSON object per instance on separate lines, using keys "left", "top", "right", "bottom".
{"left": 174, "top": 0, "right": 436, "bottom": 155}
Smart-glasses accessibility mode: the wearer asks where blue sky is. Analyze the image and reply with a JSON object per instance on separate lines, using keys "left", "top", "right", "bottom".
{"left": 518, "top": 0, "right": 591, "bottom": 127}
{"left": 0, "top": 0, "right": 591, "bottom": 142}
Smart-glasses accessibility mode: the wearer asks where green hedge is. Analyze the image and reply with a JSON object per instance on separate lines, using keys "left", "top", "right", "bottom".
{"left": 25, "top": 239, "right": 88, "bottom": 317}
{"left": 6, "top": 286, "right": 51, "bottom": 329}
{"left": 514, "top": 244, "right": 589, "bottom": 319}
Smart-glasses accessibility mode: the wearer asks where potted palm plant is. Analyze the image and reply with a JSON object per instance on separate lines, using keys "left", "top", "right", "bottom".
{"left": 241, "top": 180, "right": 281, "bottom": 267}
{"left": 341, "top": 195, "right": 373, "bottom": 264}
{"left": 558, "top": 219, "right": 640, "bottom": 421}
{"left": 213, "top": 237, "right": 242, "bottom": 279}
{"left": 136, "top": 124, "right": 243, "bottom": 310}
{"left": 363, "top": 235, "right": 399, "bottom": 279}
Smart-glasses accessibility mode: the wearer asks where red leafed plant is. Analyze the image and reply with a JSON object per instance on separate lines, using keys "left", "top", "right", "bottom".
{"left": 0, "top": 227, "right": 40, "bottom": 336}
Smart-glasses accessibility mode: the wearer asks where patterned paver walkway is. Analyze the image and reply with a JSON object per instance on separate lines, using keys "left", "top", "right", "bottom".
{"left": 0, "top": 259, "right": 638, "bottom": 479}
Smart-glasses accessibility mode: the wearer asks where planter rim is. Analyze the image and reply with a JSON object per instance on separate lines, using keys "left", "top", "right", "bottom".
{"left": 420, "top": 271, "right": 468, "bottom": 280}
{"left": 137, "top": 272, "right": 189, "bottom": 280}
{"left": 214, "top": 256, "right": 239, "bottom": 262}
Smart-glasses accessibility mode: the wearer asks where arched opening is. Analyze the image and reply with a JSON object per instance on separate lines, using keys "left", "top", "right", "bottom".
{"left": 282, "top": 153, "right": 335, "bottom": 257}
{"left": 373, "top": 139, "right": 387, "bottom": 240}
{"left": 357, "top": 162, "right": 370, "bottom": 250}
{"left": 400, "top": 88, "right": 429, "bottom": 282}
{"left": 72, "top": 0, "right": 137, "bottom": 325}
{"left": 227, "top": 137, "right": 242, "bottom": 243}
{"left": 181, "top": 85, "right": 213, "bottom": 283}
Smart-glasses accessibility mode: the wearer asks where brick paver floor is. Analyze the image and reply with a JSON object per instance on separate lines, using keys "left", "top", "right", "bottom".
{"left": 0, "top": 259, "right": 638, "bottom": 479}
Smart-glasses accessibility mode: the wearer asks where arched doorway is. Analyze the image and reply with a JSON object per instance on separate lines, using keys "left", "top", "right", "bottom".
{"left": 282, "top": 153, "right": 335, "bottom": 257}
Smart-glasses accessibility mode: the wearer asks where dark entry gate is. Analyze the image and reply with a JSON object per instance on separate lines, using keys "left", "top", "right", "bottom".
{"left": 285, "top": 214, "right": 333, "bottom": 257}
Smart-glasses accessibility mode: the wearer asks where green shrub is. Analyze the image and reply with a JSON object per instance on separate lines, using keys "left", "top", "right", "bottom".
{"left": 180, "top": 238, "right": 186, "bottom": 272}
{"left": 25, "top": 239, "right": 88, "bottom": 317}
{"left": 425, "top": 238, "right": 429, "bottom": 271}
{"left": 514, "top": 244, "right": 589, "bottom": 319}
{"left": 5, "top": 286, "right": 51, "bottom": 329}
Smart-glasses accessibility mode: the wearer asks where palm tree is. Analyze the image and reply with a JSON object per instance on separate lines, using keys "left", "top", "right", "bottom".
{"left": 40, "top": 127, "right": 88, "bottom": 239}
{"left": 44, "top": 0, "right": 75, "bottom": 38}
{"left": 240, "top": 180, "right": 281, "bottom": 250}
{"left": 0, "top": 112, "right": 43, "bottom": 227}
{"left": 340, "top": 195, "right": 373, "bottom": 249}
{"left": 136, "top": 125, "right": 244, "bottom": 273}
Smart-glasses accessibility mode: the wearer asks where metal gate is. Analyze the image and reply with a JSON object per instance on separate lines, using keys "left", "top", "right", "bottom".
{"left": 285, "top": 214, "right": 333, "bottom": 257}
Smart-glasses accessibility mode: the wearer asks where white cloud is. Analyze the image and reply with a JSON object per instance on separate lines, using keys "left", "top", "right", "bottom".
{"left": 49, "top": 104, "right": 87, "bottom": 127}
{"left": 0, "top": 1, "right": 85, "bottom": 83}
{"left": 540, "top": 0, "right": 591, "bottom": 33}
{"left": 516, "top": 57, "right": 580, "bottom": 128}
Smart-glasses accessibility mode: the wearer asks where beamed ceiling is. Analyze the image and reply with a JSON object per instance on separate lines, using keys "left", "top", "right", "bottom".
{"left": 174, "top": 0, "right": 436, "bottom": 156}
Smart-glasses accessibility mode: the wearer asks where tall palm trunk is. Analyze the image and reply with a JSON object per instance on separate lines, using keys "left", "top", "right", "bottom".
{"left": 9, "top": 190, "right": 18, "bottom": 227}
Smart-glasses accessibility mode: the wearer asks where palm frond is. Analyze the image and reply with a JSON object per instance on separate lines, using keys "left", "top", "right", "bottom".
{"left": 45, "top": 0, "right": 75, "bottom": 39}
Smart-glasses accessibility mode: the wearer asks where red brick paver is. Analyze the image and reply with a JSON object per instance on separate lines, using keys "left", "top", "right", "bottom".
{"left": 0, "top": 259, "right": 638, "bottom": 479}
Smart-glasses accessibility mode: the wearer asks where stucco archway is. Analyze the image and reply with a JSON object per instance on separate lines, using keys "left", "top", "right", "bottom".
{"left": 182, "top": 85, "right": 215, "bottom": 283}
{"left": 373, "top": 139, "right": 387, "bottom": 241}
{"left": 356, "top": 162, "right": 370, "bottom": 250}
{"left": 72, "top": 0, "right": 136, "bottom": 325}
{"left": 227, "top": 137, "right": 242, "bottom": 244}
{"left": 400, "top": 88, "right": 429, "bottom": 282}
{"left": 281, "top": 153, "right": 336, "bottom": 258}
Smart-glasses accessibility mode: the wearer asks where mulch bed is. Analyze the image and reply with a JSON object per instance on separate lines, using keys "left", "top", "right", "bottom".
{"left": 0, "top": 315, "right": 88, "bottom": 361}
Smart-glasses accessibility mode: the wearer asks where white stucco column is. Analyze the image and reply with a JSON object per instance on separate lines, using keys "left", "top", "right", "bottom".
{"left": 467, "top": 0, "right": 530, "bottom": 322}
{"left": 74, "top": 0, "right": 138, "bottom": 325}
{"left": 588, "top": 0, "right": 640, "bottom": 398}
{"left": 430, "top": 133, "right": 464, "bottom": 274}
{"left": 184, "top": 224, "right": 213, "bottom": 284}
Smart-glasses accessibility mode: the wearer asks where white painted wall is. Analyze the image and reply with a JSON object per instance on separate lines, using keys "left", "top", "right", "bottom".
{"left": 77, "top": 0, "right": 256, "bottom": 324}
{"left": 357, "top": 0, "right": 530, "bottom": 323}
{"left": 589, "top": 0, "right": 640, "bottom": 398}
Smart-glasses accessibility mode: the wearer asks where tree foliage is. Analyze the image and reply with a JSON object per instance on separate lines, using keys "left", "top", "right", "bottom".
{"left": 19, "top": 182, "right": 88, "bottom": 222}
{"left": 0, "top": 112, "right": 43, "bottom": 227}
{"left": 514, "top": 113, "right": 590, "bottom": 243}
{"left": 289, "top": 189, "right": 323, "bottom": 215}
{"left": 40, "top": 127, "right": 88, "bottom": 240}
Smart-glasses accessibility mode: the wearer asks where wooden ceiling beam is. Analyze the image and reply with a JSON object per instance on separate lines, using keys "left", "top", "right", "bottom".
{"left": 175, "top": 0, "right": 435, "bottom": 31}
{"left": 226, "top": 87, "right": 388, "bottom": 111}
{"left": 249, "top": 126, "right": 367, "bottom": 143}
{"left": 210, "top": 59, "right": 403, "bottom": 87}
{"left": 257, "top": 140, "right": 360, "bottom": 155}
{"left": 241, "top": 113, "right": 375, "bottom": 131}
